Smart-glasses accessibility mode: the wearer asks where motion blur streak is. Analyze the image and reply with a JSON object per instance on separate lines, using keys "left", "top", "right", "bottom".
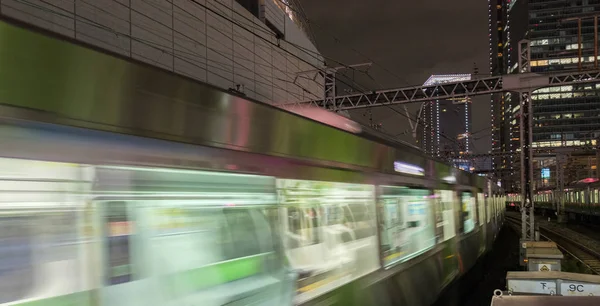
{"left": 0, "top": 18, "right": 504, "bottom": 306}
{"left": 284, "top": 105, "right": 363, "bottom": 134}
{"left": 0, "top": 157, "right": 293, "bottom": 306}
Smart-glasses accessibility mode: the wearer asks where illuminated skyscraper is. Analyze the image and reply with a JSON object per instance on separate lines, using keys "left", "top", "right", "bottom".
{"left": 490, "top": 0, "right": 600, "bottom": 190}
{"left": 417, "top": 74, "right": 473, "bottom": 170}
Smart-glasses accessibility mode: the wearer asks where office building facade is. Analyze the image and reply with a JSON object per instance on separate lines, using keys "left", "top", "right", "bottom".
{"left": 528, "top": 0, "right": 600, "bottom": 149}
{"left": 490, "top": 0, "right": 600, "bottom": 191}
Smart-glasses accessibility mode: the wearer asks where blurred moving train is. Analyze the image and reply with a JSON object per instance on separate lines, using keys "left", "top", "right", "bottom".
{"left": 0, "top": 20, "right": 505, "bottom": 306}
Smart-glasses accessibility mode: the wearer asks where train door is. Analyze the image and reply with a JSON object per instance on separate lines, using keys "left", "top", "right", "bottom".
{"left": 97, "top": 199, "right": 147, "bottom": 306}
{"left": 378, "top": 186, "right": 434, "bottom": 267}
{"left": 277, "top": 179, "right": 378, "bottom": 304}
{"left": 585, "top": 187, "right": 592, "bottom": 216}
{"left": 92, "top": 166, "right": 291, "bottom": 306}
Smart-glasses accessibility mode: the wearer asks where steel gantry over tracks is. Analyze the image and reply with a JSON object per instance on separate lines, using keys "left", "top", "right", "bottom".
{"left": 289, "top": 69, "right": 600, "bottom": 111}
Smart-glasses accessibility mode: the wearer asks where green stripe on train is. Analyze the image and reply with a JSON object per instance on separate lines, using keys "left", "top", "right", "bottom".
{"left": 16, "top": 292, "right": 92, "bottom": 306}
{"left": 17, "top": 254, "right": 267, "bottom": 305}
{"left": 161, "top": 253, "right": 266, "bottom": 297}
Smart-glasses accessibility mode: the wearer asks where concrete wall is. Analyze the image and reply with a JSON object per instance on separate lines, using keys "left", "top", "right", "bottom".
{"left": 1, "top": 0, "right": 324, "bottom": 104}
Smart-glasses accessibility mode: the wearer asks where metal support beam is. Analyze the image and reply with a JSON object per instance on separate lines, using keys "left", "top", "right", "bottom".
{"left": 518, "top": 40, "right": 531, "bottom": 73}
{"left": 290, "top": 69, "right": 600, "bottom": 110}
{"left": 595, "top": 16, "right": 598, "bottom": 69}
{"left": 296, "top": 62, "right": 373, "bottom": 112}
{"left": 518, "top": 40, "right": 536, "bottom": 241}
{"left": 324, "top": 69, "right": 336, "bottom": 110}
{"left": 404, "top": 104, "right": 418, "bottom": 140}
{"left": 579, "top": 18, "right": 583, "bottom": 71}
{"left": 520, "top": 91, "right": 535, "bottom": 241}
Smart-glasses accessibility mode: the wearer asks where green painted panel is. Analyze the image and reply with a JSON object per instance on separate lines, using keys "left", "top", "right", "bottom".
{"left": 17, "top": 292, "right": 93, "bottom": 306}
{"left": 0, "top": 21, "right": 395, "bottom": 170}
{"left": 163, "top": 253, "right": 265, "bottom": 297}
{"left": 13, "top": 254, "right": 265, "bottom": 306}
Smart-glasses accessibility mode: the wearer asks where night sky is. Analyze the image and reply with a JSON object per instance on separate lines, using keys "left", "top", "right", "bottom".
{"left": 301, "top": 0, "right": 491, "bottom": 155}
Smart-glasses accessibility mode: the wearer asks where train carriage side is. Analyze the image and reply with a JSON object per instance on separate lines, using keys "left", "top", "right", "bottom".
{"left": 0, "top": 122, "right": 494, "bottom": 306}
{"left": 0, "top": 18, "right": 498, "bottom": 306}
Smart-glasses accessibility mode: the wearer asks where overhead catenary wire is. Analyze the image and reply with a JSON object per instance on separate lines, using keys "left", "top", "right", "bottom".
{"left": 272, "top": 0, "right": 413, "bottom": 87}
{"left": 11, "top": 0, "right": 412, "bottom": 143}
{"left": 184, "top": 0, "right": 450, "bottom": 138}
{"left": 13, "top": 0, "right": 469, "bottom": 152}
{"left": 261, "top": 0, "right": 477, "bottom": 152}
{"left": 275, "top": 0, "right": 498, "bottom": 161}
{"left": 202, "top": 0, "right": 382, "bottom": 94}
{"left": 188, "top": 0, "right": 446, "bottom": 140}
{"left": 163, "top": 0, "right": 473, "bottom": 153}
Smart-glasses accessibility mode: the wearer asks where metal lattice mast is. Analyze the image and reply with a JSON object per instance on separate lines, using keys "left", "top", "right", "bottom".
{"left": 295, "top": 62, "right": 373, "bottom": 112}
{"left": 324, "top": 69, "right": 336, "bottom": 111}
{"left": 518, "top": 40, "right": 535, "bottom": 241}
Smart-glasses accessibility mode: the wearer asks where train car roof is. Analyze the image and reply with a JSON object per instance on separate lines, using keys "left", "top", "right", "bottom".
{"left": 0, "top": 19, "right": 481, "bottom": 186}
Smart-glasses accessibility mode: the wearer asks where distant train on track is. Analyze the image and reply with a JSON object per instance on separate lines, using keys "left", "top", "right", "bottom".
{"left": 0, "top": 20, "right": 505, "bottom": 306}
{"left": 507, "top": 178, "right": 600, "bottom": 220}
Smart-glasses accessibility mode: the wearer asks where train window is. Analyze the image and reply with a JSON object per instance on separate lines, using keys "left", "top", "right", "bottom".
{"left": 379, "top": 186, "right": 435, "bottom": 267}
{"left": 148, "top": 203, "right": 278, "bottom": 262}
{"left": 345, "top": 201, "right": 377, "bottom": 240}
{"left": 0, "top": 211, "right": 83, "bottom": 303}
{"left": 477, "top": 193, "right": 486, "bottom": 224}
{"left": 277, "top": 179, "right": 379, "bottom": 304}
{"left": 0, "top": 216, "right": 34, "bottom": 304}
{"left": 497, "top": 197, "right": 500, "bottom": 215}
{"left": 495, "top": 198, "right": 499, "bottom": 215}
{"left": 494, "top": 197, "right": 499, "bottom": 216}
{"left": 461, "top": 192, "right": 476, "bottom": 234}
{"left": 570, "top": 192, "right": 574, "bottom": 203}
{"left": 485, "top": 194, "right": 492, "bottom": 223}
{"left": 434, "top": 190, "right": 456, "bottom": 242}
{"left": 0, "top": 158, "right": 89, "bottom": 305}
{"left": 222, "top": 208, "right": 261, "bottom": 259}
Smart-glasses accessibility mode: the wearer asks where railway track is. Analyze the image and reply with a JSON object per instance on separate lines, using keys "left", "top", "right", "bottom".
{"left": 505, "top": 214, "right": 600, "bottom": 275}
